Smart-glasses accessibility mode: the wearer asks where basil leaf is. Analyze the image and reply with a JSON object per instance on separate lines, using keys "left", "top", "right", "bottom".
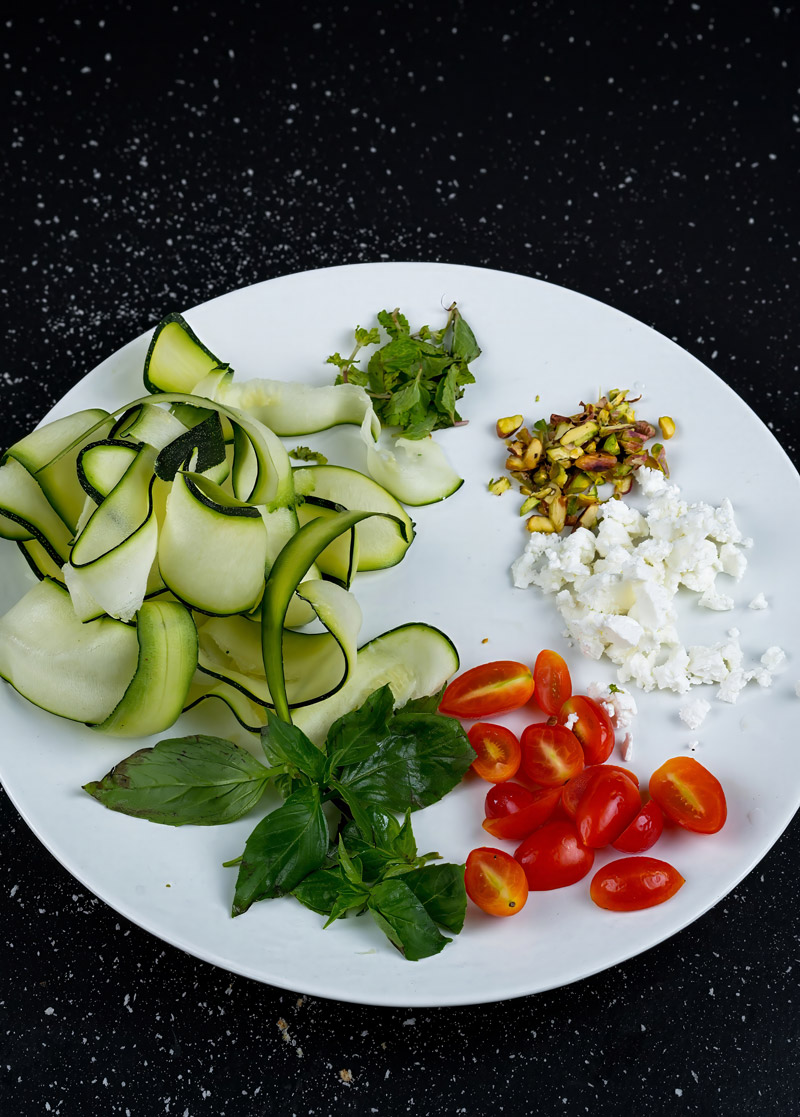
{"left": 323, "top": 884, "right": 370, "bottom": 928}
{"left": 394, "top": 811, "right": 417, "bottom": 861}
{"left": 403, "top": 863, "right": 467, "bottom": 934}
{"left": 232, "top": 784, "right": 328, "bottom": 916}
{"left": 334, "top": 711, "right": 475, "bottom": 813}
{"left": 83, "top": 735, "right": 270, "bottom": 826}
{"left": 399, "top": 686, "right": 446, "bottom": 714}
{"left": 330, "top": 778, "right": 374, "bottom": 840}
{"left": 452, "top": 311, "right": 481, "bottom": 364}
{"left": 325, "top": 685, "right": 395, "bottom": 773}
{"left": 261, "top": 711, "right": 326, "bottom": 784}
{"left": 368, "top": 879, "right": 450, "bottom": 961}
{"left": 292, "top": 866, "right": 347, "bottom": 915}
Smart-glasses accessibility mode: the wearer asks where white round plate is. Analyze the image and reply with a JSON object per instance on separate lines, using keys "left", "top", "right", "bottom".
{"left": 2, "top": 262, "right": 798, "bottom": 1007}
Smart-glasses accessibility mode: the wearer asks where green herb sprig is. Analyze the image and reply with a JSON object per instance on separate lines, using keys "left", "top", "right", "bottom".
{"left": 84, "top": 685, "right": 475, "bottom": 960}
{"left": 326, "top": 304, "right": 481, "bottom": 440}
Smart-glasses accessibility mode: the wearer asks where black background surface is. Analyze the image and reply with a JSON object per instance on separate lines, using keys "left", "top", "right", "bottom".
{"left": 2, "top": 3, "right": 799, "bottom": 1115}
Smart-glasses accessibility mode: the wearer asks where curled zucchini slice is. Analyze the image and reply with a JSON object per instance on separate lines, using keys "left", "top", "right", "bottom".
{"left": 158, "top": 470, "right": 268, "bottom": 616}
{"left": 0, "top": 457, "right": 73, "bottom": 561}
{"left": 195, "top": 578, "right": 362, "bottom": 711}
{"left": 93, "top": 600, "right": 198, "bottom": 737}
{"left": 65, "top": 444, "right": 160, "bottom": 622}
{"left": 3, "top": 408, "right": 113, "bottom": 532}
{"left": 0, "top": 578, "right": 139, "bottom": 724}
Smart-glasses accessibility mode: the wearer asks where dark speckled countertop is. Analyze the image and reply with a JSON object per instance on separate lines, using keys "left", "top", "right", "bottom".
{"left": 2, "top": 3, "right": 799, "bottom": 1114}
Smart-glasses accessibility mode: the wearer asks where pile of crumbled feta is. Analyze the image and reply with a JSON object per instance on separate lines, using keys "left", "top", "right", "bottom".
{"left": 511, "top": 468, "right": 785, "bottom": 702}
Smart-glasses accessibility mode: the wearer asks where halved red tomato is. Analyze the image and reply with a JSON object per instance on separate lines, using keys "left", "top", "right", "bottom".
{"left": 439, "top": 661, "right": 534, "bottom": 719}
{"left": 575, "top": 768, "right": 642, "bottom": 848}
{"left": 520, "top": 722, "right": 584, "bottom": 787}
{"left": 465, "top": 847, "right": 528, "bottom": 916}
{"left": 514, "top": 820, "right": 595, "bottom": 890}
{"left": 533, "top": 649, "right": 572, "bottom": 716}
{"left": 611, "top": 799, "right": 664, "bottom": 853}
{"left": 649, "top": 756, "right": 727, "bottom": 834}
{"left": 558, "top": 695, "right": 615, "bottom": 765}
{"left": 467, "top": 722, "right": 521, "bottom": 783}
{"left": 590, "top": 856, "right": 685, "bottom": 911}
{"left": 482, "top": 787, "right": 561, "bottom": 841}
{"left": 561, "top": 764, "right": 639, "bottom": 819}
{"left": 485, "top": 782, "right": 535, "bottom": 819}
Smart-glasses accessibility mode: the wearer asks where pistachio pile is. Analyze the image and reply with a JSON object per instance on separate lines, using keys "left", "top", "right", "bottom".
{"left": 489, "top": 389, "right": 674, "bottom": 534}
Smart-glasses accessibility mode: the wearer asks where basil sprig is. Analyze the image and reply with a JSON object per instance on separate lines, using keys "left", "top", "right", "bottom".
{"left": 84, "top": 686, "right": 475, "bottom": 960}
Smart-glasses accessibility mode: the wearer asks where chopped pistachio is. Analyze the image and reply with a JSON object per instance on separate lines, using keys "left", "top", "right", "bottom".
{"left": 658, "top": 415, "right": 676, "bottom": 440}
{"left": 546, "top": 446, "right": 571, "bottom": 463}
{"left": 488, "top": 476, "right": 511, "bottom": 495}
{"left": 573, "top": 451, "right": 617, "bottom": 472}
{"left": 519, "top": 494, "right": 540, "bottom": 516}
{"left": 521, "top": 437, "right": 543, "bottom": 469}
{"left": 526, "top": 514, "right": 557, "bottom": 534}
{"left": 496, "top": 414, "right": 524, "bottom": 438}
{"left": 505, "top": 452, "right": 527, "bottom": 471}
{"left": 549, "top": 495, "right": 567, "bottom": 532}
{"left": 602, "top": 433, "right": 619, "bottom": 454}
{"left": 559, "top": 420, "right": 599, "bottom": 447}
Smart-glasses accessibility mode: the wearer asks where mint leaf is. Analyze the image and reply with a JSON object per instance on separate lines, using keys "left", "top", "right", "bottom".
{"left": 83, "top": 735, "right": 270, "bottom": 826}
{"left": 232, "top": 784, "right": 328, "bottom": 915}
{"left": 452, "top": 310, "right": 481, "bottom": 364}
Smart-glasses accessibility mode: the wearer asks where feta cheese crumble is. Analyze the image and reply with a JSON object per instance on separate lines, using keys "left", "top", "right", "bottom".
{"left": 748, "top": 593, "right": 768, "bottom": 610}
{"left": 512, "top": 468, "right": 784, "bottom": 701}
{"left": 679, "top": 697, "right": 711, "bottom": 730}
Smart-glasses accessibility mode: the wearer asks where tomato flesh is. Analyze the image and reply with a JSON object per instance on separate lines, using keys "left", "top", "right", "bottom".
{"left": 649, "top": 756, "right": 727, "bottom": 834}
{"left": 439, "top": 661, "right": 534, "bottom": 719}
{"left": 514, "top": 820, "right": 595, "bottom": 890}
{"left": 465, "top": 847, "right": 528, "bottom": 916}
{"left": 520, "top": 722, "right": 584, "bottom": 787}
{"left": 612, "top": 799, "right": 664, "bottom": 853}
{"left": 558, "top": 695, "right": 615, "bottom": 765}
{"left": 590, "top": 856, "right": 685, "bottom": 911}
{"left": 482, "top": 787, "right": 561, "bottom": 841}
{"left": 533, "top": 649, "right": 572, "bottom": 716}
{"left": 485, "top": 782, "right": 535, "bottom": 819}
{"left": 575, "top": 768, "right": 643, "bottom": 848}
{"left": 561, "top": 764, "right": 639, "bottom": 819}
{"left": 467, "top": 722, "right": 521, "bottom": 783}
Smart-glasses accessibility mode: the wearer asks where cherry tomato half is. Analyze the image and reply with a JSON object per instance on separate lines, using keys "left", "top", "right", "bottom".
{"left": 559, "top": 695, "right": 615, "bottom": 765}
{"left": 649, "top": 756, "right": 727, "bottom": 834}
{"left": 482, "top": 787, "right": 562, "bottom": 841}
{"left": 520, "top": 722, "right": 584, "bottom": 787}
{"left": 533, "top": 649, "right": 572, "bottom": 717}
{"left": 561, "top": 764, "right": 639, "bottom": 819}
{"left": 465, "top": 847, "right": 528, "bottom": 916}
{"left": 514, "top": 820, "right": 595, "bottom": 890}
{"left": 590, "top": 856, "right": 685, "bottom": 911}
{"left": 439, "top": 661, "right": 535, "bottom": 719}
{"left": 612, "top": 799, "right": 664, "bottom": 853}
{"left": 467, "top": 722, "right": 521, "bottom": 783}
{"left": 485, "top": 782, "right": 535, "bottom": 819}
{"left": 575, "top": 768, "right": 642, "bottom": 848}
